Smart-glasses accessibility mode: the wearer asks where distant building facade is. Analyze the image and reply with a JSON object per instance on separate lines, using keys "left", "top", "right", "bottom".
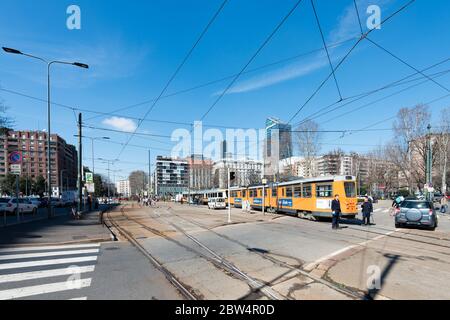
{"left": 213, "top": 158, "right": 263, "bottom": 188}
{"left": 115, "top": 179, "right": 130, "bottom": 197}
{"left": 155, "top": 156, "right": 189, "bottom": 196}
{"left": 265, "top": 117, "right": 292, "bottom": 161}
{"left": 0, "top": 130, "right": 77, "bottom": 193}
{"left": 186, "top": 155, "right": 213, "bottom": 191}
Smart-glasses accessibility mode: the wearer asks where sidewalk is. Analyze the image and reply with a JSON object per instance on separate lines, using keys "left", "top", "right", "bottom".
{"left": 0, "top": 206, "right": 113, "bottom": 246}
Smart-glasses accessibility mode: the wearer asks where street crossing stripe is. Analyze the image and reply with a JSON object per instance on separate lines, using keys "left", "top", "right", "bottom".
{"left": 0, "top": 249, "right": 100, "bottom": 261}
{"left": 0, "top": 278, "right": 92, "bottom": 300}
{"left": 0, "top": 256, "right": 98, "bottom": 271}
{"left": 69, "top": 297, "right": 87, "bottom": 300}
{"left": 0, "top": 243, "right": 100, "bottom": 254}
{"left": 0, "top": 265, "right": 96, "bottom": 284}
{"left": 374, "top": 208, "right": 382, "bottom": 212}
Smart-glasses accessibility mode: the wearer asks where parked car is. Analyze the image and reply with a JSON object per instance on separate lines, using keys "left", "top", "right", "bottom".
{"left": 208, "top": 198, "right": 226, "bottom": 210}
{"left": 433, "top": 193, "right": 444, "bottom": 203}
{"left": 50, "top": 197, "right": 65, "bottom": 207}
{"left": 0, "top": 198, "right": 11, "bottom": 213}
{"left": 3, "top": 198, "right": 38, "bottom": 215}
{"left": 394, "top": 200, "right": 438, "bottom": 230}
{"left": 27, "top": 197, "right": 42, "bottom": 208}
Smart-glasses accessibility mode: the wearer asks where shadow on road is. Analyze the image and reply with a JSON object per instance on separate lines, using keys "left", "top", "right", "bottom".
{"left": 364, "top": 253, "right": 401, "bottom": 300}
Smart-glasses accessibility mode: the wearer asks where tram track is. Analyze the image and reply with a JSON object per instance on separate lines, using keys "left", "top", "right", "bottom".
{"left": 109, "top": 205, "right": 285, "bottom": 300}
{"left": 154, "top": 206, "right": 365, "bottom": 300}
{"left": 104, "top": 210, "right": 198, "bottom": 300}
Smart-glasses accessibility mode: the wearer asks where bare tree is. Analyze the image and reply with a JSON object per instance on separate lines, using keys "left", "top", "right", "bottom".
{"left": 295, "top": 120, "right": 322, "bottom": 177}
{"left": 388, "top": 104, "right": 432, "bottom": 192}
{"left": 438, "top": 106, "right": 450, "bottom": 193}
{"left": 0, "top": 94, "right": 14, "bottom": 134}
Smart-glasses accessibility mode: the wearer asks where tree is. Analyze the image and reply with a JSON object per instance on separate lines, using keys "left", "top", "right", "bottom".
{"left": 32, "top": 175, "right": 46, "bottom": 196}
{"left": 0, "top": 93, "right": 14, "bottom": 133}
{"left": 386, "top": 104, "right": 435, "bottom": 192}
{"left": 129, "top": 170, "right": 147, "bottom": 196}
{"left": 294, "top": 120, "right": 321, "bottom": 177}
{"left": 0, "top": 174, "right": 17, "bottom": 195}
{"left": 438, "top": 106, "right": 450, "bottom": 193}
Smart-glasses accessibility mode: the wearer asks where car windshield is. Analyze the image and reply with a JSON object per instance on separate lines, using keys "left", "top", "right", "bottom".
{"left": 400, "top": 201, "right": 431, "bottom": 209}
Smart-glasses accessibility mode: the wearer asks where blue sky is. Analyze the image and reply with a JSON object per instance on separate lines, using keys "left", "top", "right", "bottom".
{"left": 1, "top": 0, "right": 450, "bottom": 179}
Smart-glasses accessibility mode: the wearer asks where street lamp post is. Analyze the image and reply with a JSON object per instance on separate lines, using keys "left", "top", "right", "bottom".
{"left": 3, "top": 47, "right": 88, "bottom": 219}
{"left": 60, "top": 169, "right": 66, "bottom": 196}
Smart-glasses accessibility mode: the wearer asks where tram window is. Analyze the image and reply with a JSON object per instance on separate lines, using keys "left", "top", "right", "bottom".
{"left": 264, "top": 189, "right": 268, "bottom": 196}
{"left": 272, "top": 188, "right": 277, "bottom": 197}
{"left": 294, "top": 186, "right": 302, "bottom": 198}
{"left": 303, "top": 185, "right": 312, "bottom": 198}
{"left": 316, "top": 184, "right": 333, "bottom": 198}
{"left": 286, "top": 187, "right": 293, "bottom": 197}
{"left": 243, "top": 190, "right": 247, "bottom": 197}
{"left": 345, "top": 182, "right": 356, "bottom": 197}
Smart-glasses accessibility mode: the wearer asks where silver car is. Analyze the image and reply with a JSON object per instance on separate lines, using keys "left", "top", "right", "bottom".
{"left": 395, "top": 200, "right": 438, "bottom": 230}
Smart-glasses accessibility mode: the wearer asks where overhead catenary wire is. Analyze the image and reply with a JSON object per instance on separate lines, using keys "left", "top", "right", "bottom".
{"left": 310, "top": 0, "right": 342, "bottom": 100}
{"left": 351, "top": 0, "right": 449, "bottom": 95}
{"left": 196, "top": 0, "right": 304, "bottom": 124}
{"left": 293, "top": 58, "right": 450, "bottom": 127}
{"left": 114, "top": 0, "right": 229, "bottom": 160}
{"left": 287, "top": 0, "right": 417, "bottom": 124}
{"left": 84, "top": 35, "right": 359, "bottom": 122}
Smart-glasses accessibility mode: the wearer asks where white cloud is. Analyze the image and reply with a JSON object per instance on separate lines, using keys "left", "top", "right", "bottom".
{"left": 328, "top": 0, "right": 393, "bottom": 43}
{"left": 102, "top": 116, "right": 137, "bottom": 132}
{"left": 221, "top": 0, "right": 393, "bottom": 95}
{"left": 227, "top": 56, "right": 329, "bottom": 94}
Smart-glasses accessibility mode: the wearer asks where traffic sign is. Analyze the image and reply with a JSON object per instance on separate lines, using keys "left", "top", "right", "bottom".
{"left": 10, "top": 164, "right": 21, "bottom": 175}
{"left": 86, "top": 183, "right": 95, "bottom": 193}
{"left": 85, "top": 172, "right": 94, "bottom": 183}
{"left": 9, "top": 151, "right": 22, "bottom": 164}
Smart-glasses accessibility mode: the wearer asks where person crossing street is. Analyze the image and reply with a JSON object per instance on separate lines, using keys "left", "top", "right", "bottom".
{"left": 331, "top": 194, "right": 341, "bottom": 230}
{"left": 361, "top": 196, "right": 373, "bottom": 226}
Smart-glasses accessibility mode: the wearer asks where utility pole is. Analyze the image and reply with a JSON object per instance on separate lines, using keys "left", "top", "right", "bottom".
{"left": 77, "top": 113, "right": 83, "bottom": 214}
{"left": 148, "top": 150, "right": 151, "bottom": 197}
{"left": 426, "top": 124, "right": 433, "bottom": 201}
{"left": 227, "top": 167, "right": 231, "bottom": 223}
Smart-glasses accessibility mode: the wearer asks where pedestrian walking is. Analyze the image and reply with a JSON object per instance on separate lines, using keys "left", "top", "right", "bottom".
{"left": 331, "top": 194, "right": 341, "bottom": 230}
{"left": 361, "top": 196, "right": 373, "bottom": 226}
{"left": 440, "top": 194, "right": 448, "bottom": 214}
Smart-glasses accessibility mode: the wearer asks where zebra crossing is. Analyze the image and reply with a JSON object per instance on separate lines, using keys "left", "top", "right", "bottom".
{"left": 373, "top": 208, "right": 390, "bottom": 213}
{"left": 0, "top": 243, "right": 100, "bottom": 300}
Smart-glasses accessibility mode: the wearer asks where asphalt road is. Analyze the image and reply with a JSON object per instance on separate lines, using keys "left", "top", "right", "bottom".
{"left": 105, "top": 201, "right": 450, "bottom": 300}
{"left": 0, "top": 207, "right": 183, "bottom": 300}
{"left": 2, "top": 200, "right": 449, "bottom": 300}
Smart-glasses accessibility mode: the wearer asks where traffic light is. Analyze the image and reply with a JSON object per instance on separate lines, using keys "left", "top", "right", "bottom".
{"left": 230, "top": 171, "right": 236, "bottom": 181}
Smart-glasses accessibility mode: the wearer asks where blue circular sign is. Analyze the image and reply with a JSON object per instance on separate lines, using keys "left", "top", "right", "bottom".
{"left": 9, "top": 152, "right": 22, "bottom": 164}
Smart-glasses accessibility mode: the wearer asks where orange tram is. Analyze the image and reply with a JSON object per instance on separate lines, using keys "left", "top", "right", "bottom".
{"left": 229, "top": 176, "right": 358, "bottom": 219}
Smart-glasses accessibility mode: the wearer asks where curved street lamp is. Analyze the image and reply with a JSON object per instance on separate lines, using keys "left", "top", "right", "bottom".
{"left": 3, "top": 47, "right": 89, "bottom": 218}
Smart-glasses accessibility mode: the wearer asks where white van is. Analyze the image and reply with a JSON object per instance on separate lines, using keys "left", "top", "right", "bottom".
{"left": 208, "top": 197, "right": 226, "bottom": 210}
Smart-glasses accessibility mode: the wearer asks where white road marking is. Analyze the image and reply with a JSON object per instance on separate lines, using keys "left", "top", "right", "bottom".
{"left": 0, "top": 243, "right": 100, "bottom": 253}
{"left": 0, "top": 278, "right": 92, "bottom": 300}
{"left": 303, "top": 230, "right": 398, "bottom": 271}
{"left": 69, "top": 296, "right": 87, "bottom": 300}
{"left": 0, "top": 256, "right": 98, "bottom": 271}
{"left": 373, "top": 208, "right": 383, "bottom": 213}
{"left": 0, "top": 249, "right": 100, "bottom": 261}
{"left": 0, "top": 265, "right": 96, "bottom": 284}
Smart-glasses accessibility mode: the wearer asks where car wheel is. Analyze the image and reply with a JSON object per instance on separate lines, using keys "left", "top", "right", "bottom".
{"left": 395, "top": 223, "right": 402, "bottom": 228}
{"left": 32, "top": 208, "right": 37, "bottom": 215}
